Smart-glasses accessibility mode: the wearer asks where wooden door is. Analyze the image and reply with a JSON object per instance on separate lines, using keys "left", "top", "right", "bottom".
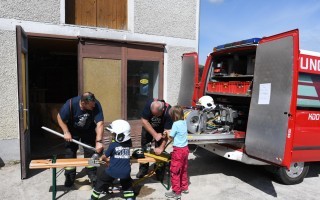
{"left": 16, "top": 25, "right": 30, "bottom": 179}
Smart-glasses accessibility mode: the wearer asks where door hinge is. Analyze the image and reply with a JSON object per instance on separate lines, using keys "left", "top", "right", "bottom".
{"left": 284, "top": 112, "right": 293, "bottom": 117}
{"left": 19, "top": 103, "right": 24, "bottom": 119}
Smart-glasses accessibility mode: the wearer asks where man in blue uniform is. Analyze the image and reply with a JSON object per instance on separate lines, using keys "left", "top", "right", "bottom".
{"left": 136, "top": 99, "right": 173, "bottom": 179}
{"left": 57, "top": 92, "right": 104, "bottom": 187}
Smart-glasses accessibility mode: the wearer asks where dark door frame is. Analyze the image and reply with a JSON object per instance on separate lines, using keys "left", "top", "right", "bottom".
{"left": 18, "top": 32, "right": 78, "bottom": 179}
{"left": 17, "top": 25, "right": 30, "bottom": 179}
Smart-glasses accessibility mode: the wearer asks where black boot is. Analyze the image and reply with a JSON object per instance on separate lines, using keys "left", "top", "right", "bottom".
{"left": 86, "top": 167, "right": 97, "bottom": 187}
{"left": 136, "top": 163, "right": 149, "bottom": 178}
{"left": 64, "top": 168, "right": 76, "bottom": 187}
{"left": 155, "top": 163, "right": 165, "bottom": 181}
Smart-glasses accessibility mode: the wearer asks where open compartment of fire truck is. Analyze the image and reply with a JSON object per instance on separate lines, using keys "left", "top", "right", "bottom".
{"left": 204, "top": 41, "right": 259, "bottom": 134}
{"left": 207, "top": 48, "right": 256, "bottom": 96}
{"left": 180, "top": 39, "right": 261, "bottom": 145}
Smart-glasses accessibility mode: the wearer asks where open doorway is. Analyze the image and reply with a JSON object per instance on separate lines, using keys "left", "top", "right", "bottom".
{"left": 28, "top": 37, "right": 78, "bottom": 159}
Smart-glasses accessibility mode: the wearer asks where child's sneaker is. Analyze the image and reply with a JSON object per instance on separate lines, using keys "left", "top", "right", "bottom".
{"left": 165, "top": 191, "right": 181, "bottom": 199}
{"left": 182, "top": 190, "right": 189, "bottom": 194}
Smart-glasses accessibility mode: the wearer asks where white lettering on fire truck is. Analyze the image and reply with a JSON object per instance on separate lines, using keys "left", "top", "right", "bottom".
{"left": 308, "top": 113, "right": 320, "bottom": 120}
{"left": 300, "top": 56, "right": 320, "bottom": 73}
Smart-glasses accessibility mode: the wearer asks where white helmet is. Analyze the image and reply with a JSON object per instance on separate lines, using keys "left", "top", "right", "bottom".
{"left": 197, "top": 96, "right": 216, "bottom": 109}
{"left": 106, "top": 119, "right": 131, "bottom": 143}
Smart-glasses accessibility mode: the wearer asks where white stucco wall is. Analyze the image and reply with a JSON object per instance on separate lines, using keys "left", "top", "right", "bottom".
{"left": 134, "top": 0, "right": 197, "bottom": 40}
{"left": 0, "top": 30, "right": 20, "bottom": 163}
{"left": 165, "top": 46, "right": 196, "bottom": 105}
{"left": 0, "top": 30, "right": 19, "bottom": 140}
{"left": 0, "top": 0, "right": 60, "bottom": 24}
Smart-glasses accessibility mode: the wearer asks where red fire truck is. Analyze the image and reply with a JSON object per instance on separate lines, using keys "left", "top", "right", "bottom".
{"left": 179, "top": 29, "right": 320, "bottom": 184}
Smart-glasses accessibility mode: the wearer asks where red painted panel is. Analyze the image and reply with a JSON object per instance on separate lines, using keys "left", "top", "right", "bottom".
{"left": 293, "top": 110, "right": 320, "bottom": 148}
{"left": 292, "top": 150, "right": 320, "bottom": 162}
{"left": 299, "top": 54, "right": 320, "bottom": 75}
{"left": 198, "top": 55, "right": 212, "bottom": 105}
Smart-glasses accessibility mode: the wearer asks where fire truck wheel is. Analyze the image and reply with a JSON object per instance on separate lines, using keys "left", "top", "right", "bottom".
{"left": 275, "top": 162, "right": 309, "bottom": 185}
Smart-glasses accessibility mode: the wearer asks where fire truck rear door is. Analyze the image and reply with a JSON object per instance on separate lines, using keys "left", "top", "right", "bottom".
{"left": 245, "top": 30, "right": 299, "bottom": 166}
{"left": 177, "top": 52, "right": 200, "bottom": 106}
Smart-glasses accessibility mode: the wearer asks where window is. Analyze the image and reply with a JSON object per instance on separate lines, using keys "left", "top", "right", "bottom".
{"left": 66, "top": 0, "right": 127, "bottom": 30}
{"left": 297, "top": 73, "right": 320, "bottom": 109}
{"left": 127, "top": 61, "right": 159, "bottom": 120}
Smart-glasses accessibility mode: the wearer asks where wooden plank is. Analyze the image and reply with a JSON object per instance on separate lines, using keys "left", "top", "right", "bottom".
{"left": 81, "top": 0, "right": 97, "bottom": 26}
{"left": 132, "top": 157, "right": 157, "bottom": 164}
{"left": 29, "top": 156, "right": 158, "bottom": 169}
{"left": 72, "top": 0, "right": 126, "bottom": 29}
{"left": 30, "top": 158, "right": 89, "bottom": 169}
{"left": 115, "top": 0, "right": 121, "bottom": 29}
{"left": 116, "top": 0, "right": 127, "bottom": 30}
{"left": 111, "top": 0, "right": 117, "bottom": 29}
{"left": 75, "top": 0, "right": 82, "bottom": 25}
{"left": 105, "top": 0, "right": 114, "bottom": 28}
{"left": 97, "top": 0, "right": 107, "bottom": 27}
{"left": 144, "top": 153, "right": 170, "bottom": 162}
{"left": 122, "top": 0, "right": 128, "bottom": 30}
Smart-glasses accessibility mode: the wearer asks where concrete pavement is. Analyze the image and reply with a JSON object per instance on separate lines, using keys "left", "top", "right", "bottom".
{"left": 1, "top": 145, "right": 320, "bottom": 200}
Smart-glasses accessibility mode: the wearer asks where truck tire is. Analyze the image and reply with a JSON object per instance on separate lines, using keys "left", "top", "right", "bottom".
{"left": 275, "top": 162, "right": 309, "bottom": 185}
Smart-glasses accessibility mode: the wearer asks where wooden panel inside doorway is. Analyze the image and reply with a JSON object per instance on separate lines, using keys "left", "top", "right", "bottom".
{"left": 83, "top": 58, "right": 122, "bottom": 122}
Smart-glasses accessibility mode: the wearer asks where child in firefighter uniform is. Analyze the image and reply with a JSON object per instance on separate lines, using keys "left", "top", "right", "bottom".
{"left": 165, "top": 106, "right": 189, "bottom": 200}
{"left": 90, "top": 120, "right": 135, "bottom": 200}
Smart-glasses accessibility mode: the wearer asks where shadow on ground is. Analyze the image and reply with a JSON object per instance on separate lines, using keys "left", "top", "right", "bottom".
{"left": 306, "top": 162, "right": 320, "bottom": 178}
{"left": 188, "top": 146, "right": 278, "bottom": 197}
{"left": 134, "top": 145, "right": 320, "bottom": 198}
{"left": 0, "top": 157, "right": 5, "bottom": 168}
{"left": 188, "top": 145, "right": 320, "bottom": 197}
{"left": 48, "top": 168, "right": 91, "bottom": 199}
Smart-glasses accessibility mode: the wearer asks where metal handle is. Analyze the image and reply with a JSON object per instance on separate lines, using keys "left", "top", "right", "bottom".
{"left": 19, "top": 103, "right": 25, "bottom": 119}
{"left": 41, "top": 126, "right": 96, "bottom": 152}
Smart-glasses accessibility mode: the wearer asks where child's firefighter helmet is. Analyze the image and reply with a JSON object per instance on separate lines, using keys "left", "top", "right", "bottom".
{"left": 106, "top": 119, "right": 131, "bottom": 143}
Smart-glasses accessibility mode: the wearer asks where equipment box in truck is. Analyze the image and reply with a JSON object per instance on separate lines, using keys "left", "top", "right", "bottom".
{"left": 179, "top": 29, "right": 320, "bottom": 185}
